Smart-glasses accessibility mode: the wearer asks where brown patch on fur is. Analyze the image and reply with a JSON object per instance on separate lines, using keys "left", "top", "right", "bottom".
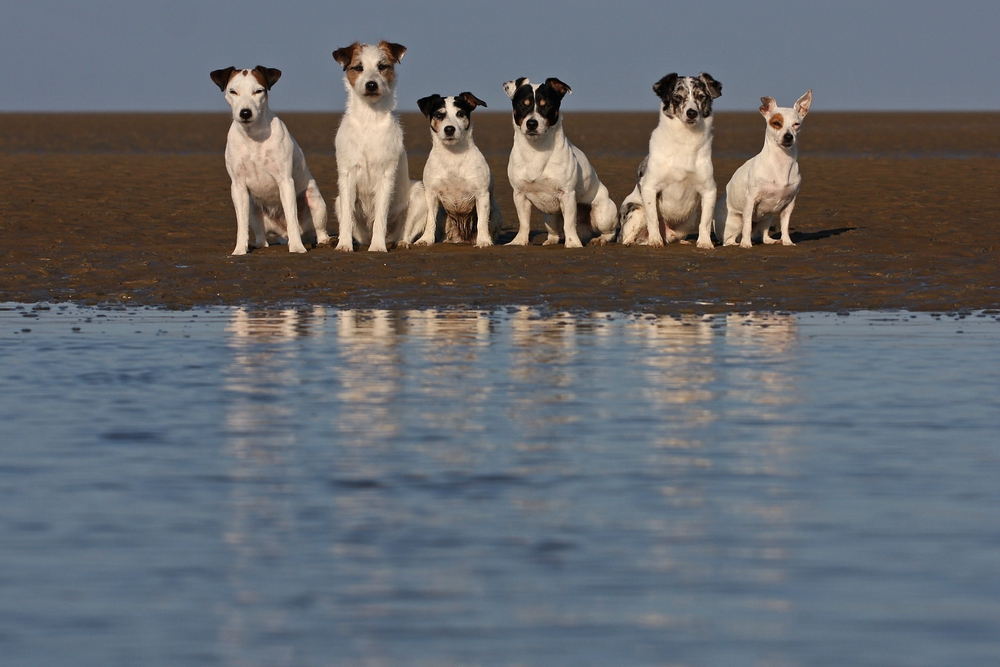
{"left": 210, "top": 67, "right": 238, "bottom": 91}
{"left": 250, "top": 66, "right": 281, "bottom": 90}
{"left": 333, "top": 43, "right": 363, "bottom": 86}
{"left": 378, "top": 41, "right": 407, "bottom": 63}
{"left": 430, "top": 117, "right": 443, "bottom": 134}
{"left": 769, "top": 113, "right": 784, "bottom": 130}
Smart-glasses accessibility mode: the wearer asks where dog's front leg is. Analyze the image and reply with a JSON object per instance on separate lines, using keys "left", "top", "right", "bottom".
{"left": 778, "top": 198, "right": 796, "bottom": 246}
{"left": 415, "top": 189, "right": 438, "bottom": 246}
{"left": 506, "top": 190, "right": 532, "bottom": 246}
{"left": 561, "top": 191, "right": 583, "bottom": 248}
{"left": 279, "top": 179, "right": 308, "bottom": 253}
{"left": 641, "top": 185, "right": 664, "bottom": 247}
{"left": 474, "top": 192, "right": 494, "bottom": 248}
{"left": 740, "top": 196, "right": 757, "bottom": 249}
{"left": 231, "top": 183, "right": 252, "bottom": 256}
{"left": 696, "top": 188, "right": 717, "bottom": 250}
{"left": 335, "top": 170, "right": 357, "bottom": 252}
{"left": 369, "top": 168, "right": 396, "bottom": 253}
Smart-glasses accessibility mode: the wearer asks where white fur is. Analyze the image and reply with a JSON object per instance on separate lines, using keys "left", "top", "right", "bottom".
{"left": 417, "top": 95, "right": 502, "bottom": 248}
{"left": 715, "top": 90, "right": 812, "bottom": 247}
{"left": 213, "top": 67, "right": 329, "bottom": 256}
{"left": 503, "top": 78, "right": 618, "bottom": 248}
{"left": 332, "top": 42, "right": 427, "bottom": 253}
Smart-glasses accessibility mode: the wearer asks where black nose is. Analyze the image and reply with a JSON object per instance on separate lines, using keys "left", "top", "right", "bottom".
{"left": 444, "top": 125, "right": 455, "bottom": 136}
{"left": 686, "top": 108, "right": 699, "bottom": 120}
{"left": 783, "top": 132, "right": 794, "bottom": 144}
{"left": 526, "top": 118, "right": 538, "bottom": 131}
{"left": 365, "top": 81, "right": 378, "bottom": 93}
{"left": 239, "top": 109, "right": 252, "bottom": 121}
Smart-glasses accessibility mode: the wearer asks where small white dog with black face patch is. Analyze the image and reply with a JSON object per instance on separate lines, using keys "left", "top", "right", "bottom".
{"left": 503, "top": 77, "right": 618, "bottom": 248}
{"left": 619, "top": 73, "right": 722, "bottom": 249}
{"left": 332, "top": 41, "right": 427, "bottom": 252}
{"left": 415, "top": 92, "right": 502, "bottom": 247}
{"left": 715, "top": 91, "right": 812, "bottom": 247}
{"left": 210, "top": 66, "right": 329, "bottom": 255}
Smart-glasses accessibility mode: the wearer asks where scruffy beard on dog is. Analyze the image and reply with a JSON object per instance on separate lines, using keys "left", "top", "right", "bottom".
{"left": 415, "top": 92, "right": 502, "bottom": 247}
{"left": 618, "top": 73, "right": 722, "bottom": 248}
{"left": 503, "top": 77, "right": 619, "bottom": 247}
{"left": 331, "top": 40, "right": 427, "bottom": 252}
{"left": 210, "top": 65, "right": 329, "bottom": 255}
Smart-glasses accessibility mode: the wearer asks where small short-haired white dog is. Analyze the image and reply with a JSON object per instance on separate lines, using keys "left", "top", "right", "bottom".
{"left": 619, "top": 73, "right": 722, "bottom": 248}
{"left": 715, "top": 90, "right": 813, "bottom": 247}
{"left": 211, "top": 66, "right": 329, "bottom": 255}
{"left": 503, "top": 77, "right": 618, "bottom": 247}
{"left": 332, "top": 41, "right": 427, "bottom": 252}
{"left": 415, "top": 92, "right": 502, "bottom": 247}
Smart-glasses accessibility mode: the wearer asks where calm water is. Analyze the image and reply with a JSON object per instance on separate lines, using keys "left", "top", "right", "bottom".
{"left": 1, "top": 305, "right": 998, "bottom": 667}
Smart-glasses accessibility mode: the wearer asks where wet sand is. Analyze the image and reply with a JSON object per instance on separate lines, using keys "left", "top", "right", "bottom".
{"left": 1, "top": 111, "right": 998, "bottom": 312}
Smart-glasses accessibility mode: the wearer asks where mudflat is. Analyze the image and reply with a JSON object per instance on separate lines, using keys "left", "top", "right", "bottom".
{"left": 1, "top": 111, "right": 997, "bottom": 312}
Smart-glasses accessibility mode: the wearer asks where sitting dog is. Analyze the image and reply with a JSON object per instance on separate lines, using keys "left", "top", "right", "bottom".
{"left": 619, "top": 73, "right": 722, "bottom": 248}
{"left": 715, "top": 91, "right": 813, "bottom": 247}
{"left": 332, "top": 41, "right": 427, "bottom": 252}
{"left": 210, "top": 66, "right": 329, "bottom": 255}
{"left": 415, "top": 92, "right": 502, "bottom": 247}
{"left": 503, "top": 77, "right": 618, "bottom": 247}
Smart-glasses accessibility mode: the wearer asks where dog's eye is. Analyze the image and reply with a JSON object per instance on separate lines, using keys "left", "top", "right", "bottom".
{"left": 228, "top": 89, "right": 237, "bottom": 95}
{"left": 377, "top": 63, "right": 389, "bottom": 72}
{"left": 253, "top": 89, "right": 264, "bottom": 95}
{"left": 351, "top": 65, "right": 363, "bottom": 72}
{"left": 456, "top": 111, "right": 466, "bottom": 118}
{"left": 434, "top": 112, "right": 446, "bottom": 121}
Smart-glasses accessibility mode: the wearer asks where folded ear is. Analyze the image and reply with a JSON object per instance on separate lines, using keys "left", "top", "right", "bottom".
{"left": 253, "top": 66, "right": 281, "bottom": 90}
{"left": 457, "top": 92, "right": 488, "bottom": 110}
{"left": 210, "top": 67, "right": 237, "bottom": 91}
{"left": 699, "top": 72, "right": 722, "bottom": 99}
{"left": 417, "top": 94, "right": 443, "bottom": 118}
{"left": 759, "top": 97, "right": 777, "bottom": 117}
{"left": 795, "top": 90, "right": 813, "bottom": 117}
{"left": 652, "top": 73, "right": 678, "bottom": 100}
{"left": 503, "top": 77, "right": 529, "bottom": 99}
{"left": 379, "top": 41, "right": 407, "bottom": 63}
{"left": 333, "top": 43, "right": 360, "bottom": 70}
{"left": 544, "top": 77, "right": 571, "bottom": 98}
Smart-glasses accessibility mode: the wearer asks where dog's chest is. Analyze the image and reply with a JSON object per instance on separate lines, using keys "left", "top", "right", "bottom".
{"left": 508, "top": 144, "right": 576, "bottom": 212}
{"left": 230, "top": 143, "right": 283, "bottom": 206}
{"left": 753, "top": 159, "right": 801, "bottom": 214}
{"left": 425, "top": 150, "right": 488, "bottom": 213}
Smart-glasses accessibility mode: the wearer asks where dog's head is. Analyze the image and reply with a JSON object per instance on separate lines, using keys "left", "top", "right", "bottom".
{"left": 417, "top": 92, "right": 487, "bottom": 146}
{"left": 760, "top": 90, "right": 812, "bottom": 150}
{"left": 502, "top": 77, "right": 571, "bottom": 139}
{"left": 653, "top": 73, "right": 722, "bottom": 125}
{"left": 210, "top": 66, "right": 280, "bottom": 125}
{"left": 333, "top": 41, "right": 406, "bottom": 104}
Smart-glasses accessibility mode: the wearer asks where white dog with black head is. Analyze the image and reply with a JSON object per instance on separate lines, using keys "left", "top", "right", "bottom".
{"left": 415, "top": 92, "right": 502, "bottom": 247}
{"left": 332, "top": 41, "right": 427, "bottom": 252}
{"left": 715, "top": 91, "right": 813, "bottom": 247}
{"left": 503, "top": 77, "right": 618, "bottom": 248}
{"left": 211, "top": 66, "right": 329, "bottom": 255}
{"left": 619, "top": 73, "right": 722, "bottom": 248}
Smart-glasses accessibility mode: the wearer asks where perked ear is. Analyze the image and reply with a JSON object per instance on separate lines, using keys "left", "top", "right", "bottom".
{"left": 379, "top": 41, "right": 407, "bottom": 63}
{"left": 652, "top": 73, "right": 678, "bottom": 100}
{"left": 795, "top": 90, "right": 813, "bottom": 117}
{"left": 253, "top": 66, "right": 281, "bottom": 90}
{"left": 544, "top": 77, "right": 571, "bottom": 98}
{"left": 210, "top": 67, "right": 237, "bottom": 91}
{"left": 699, "top": 72, "right": 722, "bottom": 99}
{"left": 759, "top": 97, "right": 777, "bottom": 117}
{"left": 417, "top": 94, "right": 443, "bottom": 118}
{"left": 503, "top": 78, "right": 528, "bottom": 99}
{"left": 333, "top": 43, "right": 360, "bottom": 70}
{"left": 457, "top": 92, "right": 488, "bottom": 110}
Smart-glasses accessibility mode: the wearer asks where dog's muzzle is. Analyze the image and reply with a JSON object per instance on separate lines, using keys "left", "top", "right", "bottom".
{"left": 444, "top": 125, "right": 456, "bottom": 138}
{"left": 365, "top": 81, "right": 379, "bottom": 95}
{"left": 685, "top": 108, "right": 699, "bottom": 123}
{"left": 239, "top": 109, "right": 253, "bottom": 122}
{"left": 525, "top": 118, "right": 539, "bottom": 134}
{"left": 782, "top": 132, "right": 795, "bottom": 147}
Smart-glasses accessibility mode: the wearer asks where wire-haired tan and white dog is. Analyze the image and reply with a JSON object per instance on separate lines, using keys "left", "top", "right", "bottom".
{"left": 503, "top": 77, "right": 618, "bottom": 247}
{"left": 619, "top": 73, "right": 722, "bottom": 248}
{"left": 715, "top": 91, "right": 813, "bottom": 247}
{"left": 415, "top": 92, "right": 502, "bottom": 247}
{"left": 332, "top": 41, "right": 427, "bottom": 252}
{"left": 211, "top": 66, "right": 329, "bottom": 255}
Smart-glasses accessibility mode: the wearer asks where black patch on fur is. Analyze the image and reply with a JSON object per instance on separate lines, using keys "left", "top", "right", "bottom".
{"left": 210, "top": 67, "right": 236, "bottom": 91}
{"left": 417, "top": 94, "right": 446, "bottom": 118}
{"left": 636, "top": 155, "right": 649, "bottom": 183}
{"left": 653, "top": 73, "right": 722, "bottom": 119}
{"left": 454, "top": 92, "right": 487, "bottom": 114}
{"left": 535, "top": 78, "right": 570, "bottom": 126}
{"left": 332, "top": 43, "right": 359, "bottom": 70}
{"left": 253, "top": 66, "right": 281, "bottom": 90}
{"left": 653, "top": 73, "right": 680, "bottom": 117}
{"left": 511, "top": 82, "right": 535, "bottom": 127}
{"left": 621, "top": 200, "right": 641, "bottom": 222}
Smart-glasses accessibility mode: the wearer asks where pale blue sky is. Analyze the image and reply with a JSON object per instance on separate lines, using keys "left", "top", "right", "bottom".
{"left": 1, "top": 0, "right": 997, "bottom": 112}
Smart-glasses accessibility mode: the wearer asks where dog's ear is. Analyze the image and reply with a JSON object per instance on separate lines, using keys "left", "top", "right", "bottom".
{"left": 379, "top": 41, "right": 407, "bottom": 64}
{"left": 457, "top": 92, "right": 487, "bottom": 110}
{"left": 503, "top": 78, "right": 529, "bottom": 99}
{"left": 699, "top": 73, "right": 722, "bottom": 99}
{"left": 252, "top": 66, "right": 281, "bottom": 90}
{"left": 417, "top": 94, "right": 443, "bottom": 118}
{"left": 210, "top": 67, "right": 237, "bottom": 92}
{"left": 544, "top": 78, "right": 571, "bottom": 99}
{"left": 794, "top": 90, "right": 813, "bottom": 117}
{"left": 333, "top": 43, "right": 360, "bottom": 70}
{"left": 652, "top": 73, "right": 678, "bottom": 100}
{"left": 759, "top": 97, "right": 777, "bottom": 117}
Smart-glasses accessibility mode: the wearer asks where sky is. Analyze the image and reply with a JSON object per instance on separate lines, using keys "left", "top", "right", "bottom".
{"left": 1, "top": 0, "right": 998, "bottom": 113}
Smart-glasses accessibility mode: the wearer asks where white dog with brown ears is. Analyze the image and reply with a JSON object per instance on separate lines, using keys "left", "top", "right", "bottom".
{"left": 332, "top": 41, "right": 427, "bottom": 252}
{"left": 503, "top": 77, "right": 619, "bottom": 247}
{"left": 715, "top": 90, "right": 813, "bottom": 247}
{"left": 211, "top": 66, "right": 329, "bottom": 255}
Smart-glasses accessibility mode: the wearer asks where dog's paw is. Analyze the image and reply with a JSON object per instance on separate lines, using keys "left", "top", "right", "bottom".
{"left": 289, "top": 243, "right": 308, "bottom": 254}
{"left": 588, "top": 237, "right": 608, "bottom": 247}
{"left": 413, "top": 235, "right": 435, "bottom": 247}
{"left": 251, "top": 239, "right": 269, "bottom": 249}
{"left": 739, "top": 240, "right": 753, "bottom": 249}
{"left": 315, "top": 235, "right": 332, "bottom": 247}
{"left": 506, "top": 235, "right": 530, "bottom": 246}
{"left": 368, "top": 243, "right": 389, "bottom": 253}
{"left": 542, "top": 237, "right": 561, "bottom": 246}
{"left": 564, "top": 237, "right": 584, "bottom": 249}
{"left": 335, "top": 242, "right": 354, "bottom": 253}
{"left": 475, "top": 237, "right": 494, "bottom": 248}
{"left": 762, "top": 234, "right": 778, "bottom": 245}
{"left": 231, "top": 247, "right": 248, "bottom": 256}
{"left": 782, "top": 239, "right": 796, "bottom": 246}
{"left": 647, "top": 238, "right": 665, "bottom": 248}
{"left": 696, "top": 239, "right": 715, "bottom": 250}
